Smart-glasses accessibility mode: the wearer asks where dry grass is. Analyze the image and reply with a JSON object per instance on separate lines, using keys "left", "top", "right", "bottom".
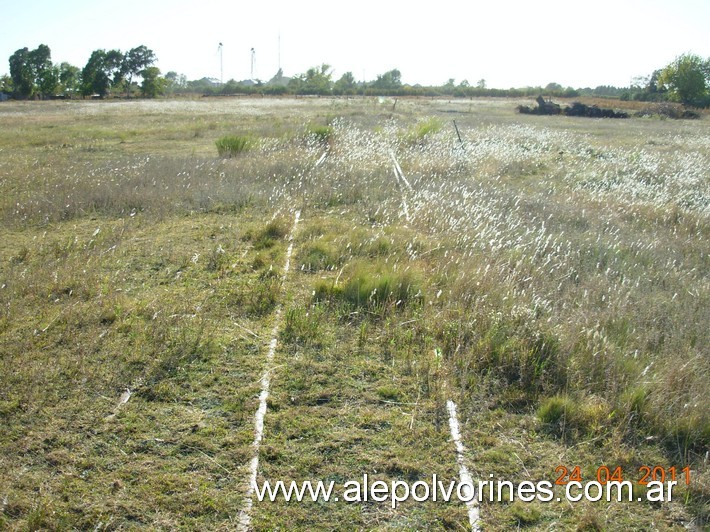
{"left": 0, "top": 97, "right": 707, "bottom": 529}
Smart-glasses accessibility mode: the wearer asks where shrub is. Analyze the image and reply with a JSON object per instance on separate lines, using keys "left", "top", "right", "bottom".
{"left": 216, "top": 134, "right": 254, "bottom": 157}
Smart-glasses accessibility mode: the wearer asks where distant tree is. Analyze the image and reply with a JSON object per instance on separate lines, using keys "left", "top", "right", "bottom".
{"left": 29, "top": 45, "right": 57, "bottom": 97}
{"left": 630, "top": 75, "right": 648, "bottom": 90}
{"left": 81, "top": 49, "right": 124, "bottom": 97}
{"left": 8, "top": 44, "right": 58, "bottom": 98}
{"left": 287, "top": 74, "right": 304, "bottom": 93}
{"left": 476, "top": 78, "right": 486, "bottom": 89}
{"left": 9, "top": 47, "right": 33, "bottom": 98}
{"left": 164, "top": 71, "right": 187, "bottom": 93}
{"left": 294, "top": 64, "right": 332, "bottom": 95}
{"left": 187, "top": 77, "right": 221, "bottom": 94}
{"left": 371, "top": 69, "right": 402, "bottom": 91}
{"left": 81, "top": 50, "right": 109, "bottom": 97}
{"left": 334, "top": 71, "right": 356, "bottom": 94}
{"left": 0, "top": 74, "right": 13, "bottom": 94}
{"left": 544, "top": 82, "right": 562, "bottom": 93}
{"left": 648, "top": 69, "right": 663, "bottom": 94}
{"left": 658, "top": 53, "right": 709, "bottom": 106}
{"left": 58, "top": 62, "right": 80, "bottom": 96}
{"left": 122, "top": 45, "right": 156, "bottom": 97}
{"left": 141, "top": 66, "right": 167, "bottom": 98}
{"left": 221, "top": 79, "right": 240, "bottom": 94}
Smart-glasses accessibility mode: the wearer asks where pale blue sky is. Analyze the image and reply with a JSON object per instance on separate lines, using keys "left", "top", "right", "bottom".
{"left": 1, "top": 0, "right": 708, "bottom": 88}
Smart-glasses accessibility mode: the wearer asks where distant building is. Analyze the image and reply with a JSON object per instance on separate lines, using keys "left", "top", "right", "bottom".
{"left": 0, "top": 92, "right": 8, "bottom": 102}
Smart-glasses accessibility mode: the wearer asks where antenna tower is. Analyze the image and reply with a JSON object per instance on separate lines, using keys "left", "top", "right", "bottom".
{"left": 250, "top": 48, "right": 256, "bottom": 80}
{"left": 218, "top": 42, "right": 223, "bottom": 84}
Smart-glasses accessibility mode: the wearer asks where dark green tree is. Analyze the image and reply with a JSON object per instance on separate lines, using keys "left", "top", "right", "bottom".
{"left": 8, "top": 44, "right": 58, "bottom": 98}
{"left": 81, "top": 49, "right": 124, "bottom": 98}
{"left": 29, "top": 44, "right": 57, "bottom": 97}
{"left": 81, "top": 50, "right": 109, "bottom": 97}
{"left": 9, "top": 47, "right": 33, "bottom": 98}
{"left": 122, "top": 45, "right": 156, "bottom": 97}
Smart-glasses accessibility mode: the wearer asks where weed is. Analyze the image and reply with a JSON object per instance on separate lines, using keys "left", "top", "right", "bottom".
{"left": 376, "top": 385, "right": 401, "bottom": 402}
{"left": 313, "top": 261, "right": 424, "bottom": 314}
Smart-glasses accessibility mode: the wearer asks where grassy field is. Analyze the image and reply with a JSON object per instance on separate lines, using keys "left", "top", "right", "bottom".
{"left": 0, "top": 96, "right": 708, "bottom": 530}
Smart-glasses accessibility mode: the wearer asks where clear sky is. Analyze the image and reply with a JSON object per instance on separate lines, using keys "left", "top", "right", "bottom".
{"left": 1, "top": 0, "right": 708, "bottom": 88}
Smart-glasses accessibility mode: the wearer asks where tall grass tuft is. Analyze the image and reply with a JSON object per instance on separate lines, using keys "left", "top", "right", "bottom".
{"left": 314, "top": 262, "right": 423, "bottom": 313}
{"left": 307, "top": 124, "right": 334, "bottom": 147}
{"left": 216, "top": 134, "right": 254, "bottom": 157}
{"left": 403, "top": 117, "right": 443, "bottom": 145}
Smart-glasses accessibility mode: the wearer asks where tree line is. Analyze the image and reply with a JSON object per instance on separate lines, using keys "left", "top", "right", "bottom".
{"left": 3, "top": 44, "right": 165, "bottom": 99}
{"left": 3, "top": 46, "right": 709, "bottom": 107}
